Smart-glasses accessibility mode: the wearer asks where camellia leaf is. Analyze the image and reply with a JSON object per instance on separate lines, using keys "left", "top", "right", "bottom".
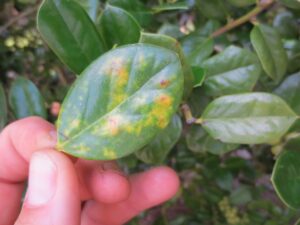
{"left": 274, "top": 72, "right": 300, "bottom": 114}
{"left": 250, "top": 24, "right": 288, "bottom": 83}
{"left": 57, "top": 44, "right": 184, "bottom": 160}
{"left": 0, "top": 83, "right": 7, "bottom": 130}
{"left": 135, "top": 114, "right": 182, "bottom": 164}
{"left": 74, "top": 0, "right": 99, "bottom": 21}
{"left": 109, "top": 0, "right": 153, "bottom": 27}
{"left": 201, "top": 93, "right": 298, "bottom": 144}
{"left": 98, "top": 4, "right": 141, "bottom": 49}
{"left": 192, "top": 66, "right": 206, "bottom": 87}
{"left": 196, "top": 0, "right": 227, "bottom": 20}
{"left": 152, "top": 1, "right": 189, "bottom": 13}
{"left": 227, "top": 0, "right": 255, "bottom": 7}
{"left": 272, "top": 150, "right": 300, "bottom": 209}
{"left": 139, "top": 32, "right": 194, "bottom": 99}
{"left": 279, "top": 0, "right": 300, "bottom": 9}
{"left": 273, "top": 11, "right": 298, "bottom": 39}
{"left": 9, "top": 77, "right": 47, "bottom": 119}
{"left": 201, "top": 45, "right": 261, "bottom": 96}
{"left": 37, "top": 0, "right": 106, "bottom": 74}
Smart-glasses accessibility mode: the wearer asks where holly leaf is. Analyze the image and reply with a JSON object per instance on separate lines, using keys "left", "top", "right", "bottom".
{"left": 201, "top": 93, "right": 298, "bottom": 144}
{"left": 57, "top": 44, "right": 184, "bottom": 160}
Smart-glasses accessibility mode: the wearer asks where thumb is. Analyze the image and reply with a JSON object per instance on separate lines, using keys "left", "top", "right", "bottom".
{"left": 15, "top": 150, "right": 81, "bottom": 225}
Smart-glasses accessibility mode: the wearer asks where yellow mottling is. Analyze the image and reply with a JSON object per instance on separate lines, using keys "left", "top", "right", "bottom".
{"left": 157, "top": 117, "right": 168, "bottom": 128}
{"left": 159, "top": 79, "right": 170, "bottom": 88}
{"left": 149, "top": 103, "right": 171, "bottom": 129}
{"left": 133, "top": 96, "right": 147, "bottom": 107}
{"left": 103, "top": 114, "right": 126, "bottom": 136}
{"left": 155, "top": 94, "right": 173, "bottom": 107}
{"left": 70, "top": 119, "right": 80, "bottom": 129}
{"left": 77, "top": 144, "right": 89, "bottom": 153}
{"left": 103, "top": 148, "right": 117, "bottom": 159}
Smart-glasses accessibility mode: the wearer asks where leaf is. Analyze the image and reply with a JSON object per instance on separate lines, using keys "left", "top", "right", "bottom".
{"left": 109, "top": 0, "right": 153, "bottom": 27}
{"left": 227, "top": 0, "right": 255, "bottom": 7}
{"left": 273, "top": 11, "right": 299, "bottom": 39}
{"left": 74, "top": 0, "right": 99, "bottom": 21}
{"left": 201, "top": 93, "right": 298, "bottom": 144}
{"left": 158, "top": 23, "right": 184, "bottom": 39}
{"left": 201, "top": 45, "right": 261, "bottom": 96}
{"left": 135, "top": 114, "right": 182, "bottom": 164}
{"left": 9, "top": 77, "right": 47, "bottom": 119}
{"left": 279, "top": 0, "right": 300, "bottom": 9}
{"left": 274, "top": 72, "right": 300, "bottom": 114}
{"left": 196, "top": 0, "right": 227, "bottom": 20}
{"left": 192, "top": 66, "right": 206, "bottom": 87}
{"left": 57, "top": 44, "right": 184, "bottom": 160}
{"left": 97, "top": 5, "right": 141, "bottom": 49}
{"left": 37, "top": 0, "right": 106, "bottom": 74}
{"left": 0, "top": 83, "right": 7, "bottom": 130}
{"left": 152, "top": 1, "right": 189, "bottom": 13}
{"left": 250, "top": 24, "right": 288, "bottom": 83}
{"left": 272, "top": 150, "right": 300, "bottom": 209}
{"left": 139, "top": 32, "right": 194, "bottom": 99}
{"left": 181, "top": 36, "right": 214, "bottom": 66}
{"left": 186, "top": 125, "right": 238, "bottom": 155}
{"left": 284, "top": 40, "right": 300, "bottom": 74}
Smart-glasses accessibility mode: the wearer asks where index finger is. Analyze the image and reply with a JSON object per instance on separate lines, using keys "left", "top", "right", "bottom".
{"left": 0, "top": 117, "right": 56, "bottom": 225}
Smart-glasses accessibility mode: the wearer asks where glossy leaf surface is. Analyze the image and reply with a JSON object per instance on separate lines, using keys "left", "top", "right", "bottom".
{"left": 9, "top": 77, "right": 47, "bottom": 119}
{"left": 201, "top": 46, "right": 261, "bottom": 96}
{"left": 250, "top": 24, "right": 288, "bottom": 83}
{"left": 37, "top": 0, "right": 106, "bottom": 74}
{"left": 74, "top": 0, "right": 99, "bottom": 21}
{"left": 98, "top": 5, "right": 141, "bottom": 49}
{"left": 201, "top": 93, "right": 298, "bottom": 144}
{"left": 192, "top": 66, "right": 206, "bottom": 87}
{"left": 57, "top": 44, "right": 184, "bottom": 160}
{"left": 272, "top": 150, "right": 300, "bottom": 209}
{"left": 186, "top": 125, "right": 237, "bottom": 155}
{"left": 0, "top": 83, "right": 7, "bottom": 130}
{"left": 274, "top": 72, "right": 300, "bottom": 114}
{"left": 139, "top": 32, "right": 194, "bottom": 99}
{"left": 135, "top": 114, "right": 182, "bottom": 164}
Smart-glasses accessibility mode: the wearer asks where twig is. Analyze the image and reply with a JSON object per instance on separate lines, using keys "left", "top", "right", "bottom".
{"left": 181, "top": 104, "right": 196, "bottom": 125}
{"left": 210, "top": 0, "right": 274, "bottom": 38}
{"left": 0, "top": 4, "right": 40, "bottom": 34}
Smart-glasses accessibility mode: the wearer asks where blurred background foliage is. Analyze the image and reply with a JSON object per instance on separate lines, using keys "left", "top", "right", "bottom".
{"left": 1, "top": 0, "right": 300, "bottom": 224}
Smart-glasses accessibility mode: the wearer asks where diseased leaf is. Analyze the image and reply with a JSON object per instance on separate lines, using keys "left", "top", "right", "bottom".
{"left": 272, "top": 150, "right": 300, "bottom": 209}
{"left": 74, "top": 0, "right": 99, "bottom": 21}
{"left": 37, "top": 0, "right": 106, "bottom": 74}
{"left": 186, "top": 125, "right": 238, "bottom": 155}
{"left": 274, "top": 72, "right": 300, "bottom": 114}
{"left": 109, "top": 0, "right": 153, "bottom": 27}
{"left": 9, "top": 77, "right": 47, "bottom": 119}
{"left": 57, "top": 44, "right": 184, "bottom": 160}
{"left": 0, "top": 83, "right": 7, "bottom": 130}
{"left": 250, "top": 24, "right": 288, "bottom": 83}
{"left": 135, "top": 114, "right": 182, "bottom": 164}
{"left": 201, "top": 93, "right": 298, "bottom": 144}
{"left": 181, "top": 36, "right": 214, "bottom": 66}
{"left": 201, "top": 45, "right": 261, "bottom": 96}
{"left": 139, "top": 32, "right": 194, "bottom": 99}
{"left": 98, "top": 4, "right": 141, "bottom": 49}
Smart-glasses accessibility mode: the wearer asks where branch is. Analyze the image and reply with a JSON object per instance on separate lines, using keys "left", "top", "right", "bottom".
{"left": 210, "top": 0, "right": 274, "bottom": 38}
{"left": 0, "top": 4, "right": 40, "bottom": 34}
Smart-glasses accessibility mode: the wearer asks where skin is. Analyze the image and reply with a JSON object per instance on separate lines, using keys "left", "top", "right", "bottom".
{"left": 0, "top": 117, "right": 180, "bottom": 225}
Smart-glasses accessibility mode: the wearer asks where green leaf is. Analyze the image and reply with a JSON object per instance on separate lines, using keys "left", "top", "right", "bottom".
{"left": 181, "top": 36, "right": 214, "bottom": 66}
{"left": 74, "top": 0, "right": 99, "bottom": 21}
{"left": 201, "top": 93, "right": 298, "bottom": 144}
{"left": 201, "top": 45, "right": 261, "bottom": 96}
{"left": 227, "top": 0, "right": 255, "bottom": 7}
{"left": 272, "top": 150, "right": 300, "bottom": 209}
{"left": 273, "top": 11, "right": 299, "bottom": 39}
{"left": 284, "top": 40, "right": 300, "bottom": 74}
{"left": 250, "top": 24, "right": 288, "bottom": 83}
{"left": 135, "top": 114, "right": 182, "bottom": 164}
{"left": 192, "top": 66, "right": 206, "bottom": 87}
{"left": 0, "top": 83, "right": 7, "bottom": 130}
{"left": 186, "top": 125, "right": 237, "bottom": 155}
{"left": 152, "top": 1, "right": 189, "bottom": 13}
{"left": 57, "top": 44, "right": 184, "bottom": 160}
{"left": 109, "top": 0, "right": 153, "bottom": 27}
{"left": 9, "top": 77, "right": 47, "bottom": 119}
{"left": 97, "top": 5, "right": 141, "bottom": 49}
{"left": 279, "top": 0, "right": 300, "bottom": 9}
{"left": 139, "top": 32, "right": 194, "bottom": 99}
{"left": 37, "top": 0, "right": 106, "bottom": 74}
{"left": 158, "top": 23, "right": 184, "bottom": 39}
{"left": 274, "top": 72, "right": 300, "bottom": 114}
{"left": 196, "top": 0, "right": 227, "bottom": 20}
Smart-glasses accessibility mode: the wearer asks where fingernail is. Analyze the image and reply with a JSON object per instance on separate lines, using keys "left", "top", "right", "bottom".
{"left": 25, "top": 153, "right": 57, "bottom": 207}
{"left": 36, "top": 130, "right": 57, "bottom": 149}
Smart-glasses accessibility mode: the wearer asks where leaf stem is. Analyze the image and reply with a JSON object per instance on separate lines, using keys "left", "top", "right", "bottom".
{"left": 181, "top": 103, "right": 196, "bottom": 124}
{"left": 210, "top": 0, "right": 274, "bottom": 38}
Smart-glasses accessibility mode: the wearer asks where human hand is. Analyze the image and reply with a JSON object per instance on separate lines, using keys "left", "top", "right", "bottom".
{"left": 0, "top": 117, "right": 180, "bottom": 225}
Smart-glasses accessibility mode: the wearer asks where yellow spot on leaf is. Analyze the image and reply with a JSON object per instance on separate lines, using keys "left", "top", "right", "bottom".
{"left": 155, "top": 94, "right": 173, "bottom": 107}
{"left": 103, "top": 148, "right": 117, "bottom": 159}
{"left": 70, "top": 119, "right": 80, "bottom": 129}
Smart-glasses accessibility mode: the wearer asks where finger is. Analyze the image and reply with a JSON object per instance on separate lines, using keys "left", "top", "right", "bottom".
{"left": 0, "top": 117, "right": 56, "bottom": 225}
{"left": 81, "top": 166, "right": 180, "bottom": 225}
{"left": 76, "top": 160, "right": 130, "bottom": 203}
{"left": 15, "top": 150, "right": 81, "bottom": 225}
